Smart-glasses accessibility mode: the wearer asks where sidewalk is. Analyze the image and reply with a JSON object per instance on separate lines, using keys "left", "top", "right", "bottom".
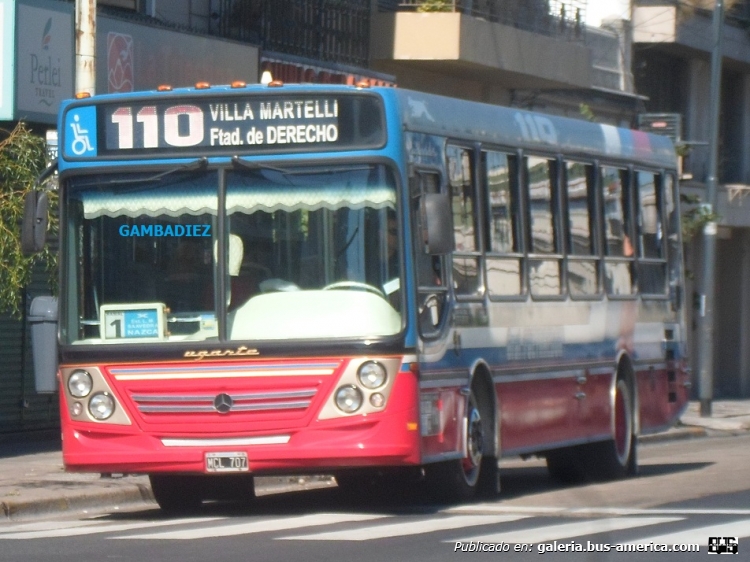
{"left": 0, "top": 400, "right": 748, "bottom": 522}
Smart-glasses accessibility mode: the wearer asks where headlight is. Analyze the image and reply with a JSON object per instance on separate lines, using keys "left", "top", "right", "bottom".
{"left": 369, "top": 393, "right": 385, "bottom": 408}
{"left": 335, "top": 386, "right": 363, "bottom": 414}
{"left": 357, "top": 361, "right": 387, "bottom": 389}
{"left": 88, "top": 392, "right": 115, "bottom": 420}
{"left": 68, "top": 370, "right": 93, "bottom": 398}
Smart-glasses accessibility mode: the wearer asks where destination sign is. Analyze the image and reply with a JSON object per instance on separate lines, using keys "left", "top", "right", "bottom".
{"left": 62, "top": 93, "right": 385, "bottom": 159}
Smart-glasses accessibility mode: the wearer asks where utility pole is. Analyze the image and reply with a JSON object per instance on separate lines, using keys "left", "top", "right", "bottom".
{"left": 75, "top": 0, "right": 97, "bottom": 95}
{"left": 697, "top": 0, "right": 724, "bottom": 417}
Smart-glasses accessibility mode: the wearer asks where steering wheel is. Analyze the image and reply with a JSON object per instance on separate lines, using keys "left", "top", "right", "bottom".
{"left": 322, "top": 281, "right": 385, "bottom": 298}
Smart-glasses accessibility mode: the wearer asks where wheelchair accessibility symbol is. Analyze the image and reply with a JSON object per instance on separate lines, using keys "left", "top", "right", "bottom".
{"left": 70, "top": 115, "right": 94, "bottom": 155}
{"left": 65, "top": 107, "right": 97, "bottom": 157}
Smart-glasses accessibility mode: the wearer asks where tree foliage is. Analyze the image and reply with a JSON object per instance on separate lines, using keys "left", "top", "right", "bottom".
{"left": 416, "top": 0, "right": 452, "bottom": 12}
{"left": 0, "top": 123, "right": 57, "bottom": 318}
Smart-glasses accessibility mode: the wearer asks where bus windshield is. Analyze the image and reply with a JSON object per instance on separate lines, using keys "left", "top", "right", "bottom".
{"left": 63, "top": 163, "right": 402, "bottom": 345}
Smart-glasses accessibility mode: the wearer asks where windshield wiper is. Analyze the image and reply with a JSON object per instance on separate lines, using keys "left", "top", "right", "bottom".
{"left": 102, "top": 157, "right": 208, "bottom": 186}
{"left": 231, "top": 156, "right": 292, "bottom": 175}
{"left": 231, "top": 157, "right": 372, "bottom": 176}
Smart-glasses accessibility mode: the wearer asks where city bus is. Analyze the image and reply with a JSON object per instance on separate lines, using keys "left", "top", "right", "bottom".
{"left": 25, "top": 81, "right": 690, "bottom": 510}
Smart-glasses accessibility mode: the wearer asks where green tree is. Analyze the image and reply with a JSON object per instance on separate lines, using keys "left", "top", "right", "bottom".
{"left": 416, "top": 0, "right": 452, "bottom": 12}
{"left": 0, "top": 122, "right": 57, "bottom": 318}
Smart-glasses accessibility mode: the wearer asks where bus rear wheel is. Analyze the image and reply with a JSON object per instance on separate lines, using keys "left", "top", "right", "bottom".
{"left": 588, "top": 377, "right": 635, "bottom": 479}
{"left": 547, "top": 377, "right": 636, "bottom": 482}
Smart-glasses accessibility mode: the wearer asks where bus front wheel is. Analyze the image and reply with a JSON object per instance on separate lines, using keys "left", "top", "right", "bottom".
{"left": 425, "top": 390, "right": 498, "bottom": 501}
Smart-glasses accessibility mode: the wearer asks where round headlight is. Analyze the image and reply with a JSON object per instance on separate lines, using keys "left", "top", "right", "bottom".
{"left": 357, "top": 361, "right": 387, "bottom": 389}
{"left": 370, "top": 393, "right": 385, "bottom": 408}
{"left": 335, "top": 385, "right": 363, "bottom": 414}
{"left": 68, "top": 370, "right": 93, "bottom": 398}
{"left": 88, "top": 392, "right": 115, "bottom": 420}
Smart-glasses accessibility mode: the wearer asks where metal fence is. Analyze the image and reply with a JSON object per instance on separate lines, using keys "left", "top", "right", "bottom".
{"left": 208, "top": 0, "right": 371, "bottom": 68}
{"left": 378, "top": 0, "right": 587, "bottom": 42}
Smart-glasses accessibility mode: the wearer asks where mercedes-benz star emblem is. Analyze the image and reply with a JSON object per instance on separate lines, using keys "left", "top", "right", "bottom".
{"left": 214, "top": 393, "right": 233, "bottom": 414}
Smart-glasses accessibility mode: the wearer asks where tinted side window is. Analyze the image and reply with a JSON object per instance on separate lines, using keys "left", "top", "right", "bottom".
{"left": 602, "top": 166, "right": 635, "bottom": 296}
{"left": 447, "top": 145, "right": 480, "bottom": 296}
{"left": 526, "top": 156, "right": 561, "bottom": 297}
{"left": 636, "top": 171, "right": 667, "bottom": 295}
{"left": 565, "top": 161, "right": 599, "bottom": 297}
{"left": 484, "top": 150, "right": 523, "bottom": 298}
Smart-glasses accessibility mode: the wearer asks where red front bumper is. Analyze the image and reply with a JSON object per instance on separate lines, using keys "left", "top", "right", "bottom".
{"left": 62, "top": 371, "right": 421, "bottom": 474}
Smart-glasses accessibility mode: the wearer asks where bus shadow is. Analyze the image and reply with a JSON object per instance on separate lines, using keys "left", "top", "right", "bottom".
{"left": 97, "top": 461, "right": 715, "bottom": 521}
{"left": 494, "top": 461, "right": 713, "bottom": 500}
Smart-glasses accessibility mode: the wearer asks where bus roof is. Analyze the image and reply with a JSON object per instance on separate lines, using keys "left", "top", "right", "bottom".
{"left": 384, "top": 87, "right": 677, "bottom": 170}
{"left": 57, "top": 83, "right": 677, "bottom": 170}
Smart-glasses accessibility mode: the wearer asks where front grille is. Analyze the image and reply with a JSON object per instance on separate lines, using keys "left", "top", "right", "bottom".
{"left": 131, "top": 388, "right": 317, "bottom": 414}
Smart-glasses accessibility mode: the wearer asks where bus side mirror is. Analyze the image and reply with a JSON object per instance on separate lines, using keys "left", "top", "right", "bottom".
{"left": 420, "top": 192, "right": 453, "bottom": 255}
{"left": 21, "top": 190, "right": 49, "bottom": 255}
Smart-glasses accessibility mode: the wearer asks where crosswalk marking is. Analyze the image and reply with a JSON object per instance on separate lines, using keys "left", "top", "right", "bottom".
{"left": 448, "top": 503, "right": 750, "bottom": 517}
{"left": 115, "top": 513, "right": 387, "bottom": 540}
{"left": 0, "top": 506, "right": 741, "bottom": 546}
{"left": 0, "top": 517, "right": 223, "bottom": 540}
{"left": 449, "top": 517, "right": 683, "bottom": 544}
{"left": 280, "top": 515, "right": 528, "bottom": 541}
{"left": 624, "top": 518, "right": 750, "bottom": 547}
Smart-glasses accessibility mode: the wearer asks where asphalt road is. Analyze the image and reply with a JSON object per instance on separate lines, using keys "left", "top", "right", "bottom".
{"left": 0, "top": 435, "right": 748, "bottom": 562}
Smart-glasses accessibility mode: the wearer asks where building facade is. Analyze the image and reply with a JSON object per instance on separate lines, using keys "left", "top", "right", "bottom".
{"left": 634, "top": 0, "right": 750, "bottom": 398}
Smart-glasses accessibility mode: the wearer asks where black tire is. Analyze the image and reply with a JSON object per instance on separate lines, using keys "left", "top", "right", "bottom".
{"left": 475, "top": 456, "right": 501, "bottom": 498}
{"left": 582, "top": 377, "right": 636, "bottom": 480}
{"left": 424, "top": 391, "right": 488, "bottom": 503}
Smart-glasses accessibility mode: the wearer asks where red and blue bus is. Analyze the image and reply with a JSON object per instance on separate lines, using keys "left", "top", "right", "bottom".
{"left": 27, "top": 81, "right": 689, "bottom": 510}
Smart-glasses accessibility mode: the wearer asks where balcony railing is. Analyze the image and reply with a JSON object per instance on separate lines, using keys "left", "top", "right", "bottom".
{"left": 378, "top": 0, "right": 587, "bottom": 42}
{"left": 208, "top": 0, "right": 371, "bottom": 68}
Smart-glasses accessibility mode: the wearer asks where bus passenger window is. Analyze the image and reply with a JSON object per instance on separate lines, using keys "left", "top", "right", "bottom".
{"left": 636, "top": 171, "right": 667, "bottom": 295}
{"left": 411, "top": 171, "right": 448, "bottom": 335}
{"left": 526, "top": 156, "right": 562, "bottom": 297}
{"left": 447, "top": 145, "right": 480, "bottom": 296}
{"left": 484, "top": 151, "right": 523, "bottom": 297}
{"left": 602, "top": 166, "right": 635, "bottom": 296}
{"left": 564, "top": 161, "right": 598, "bottom": 297}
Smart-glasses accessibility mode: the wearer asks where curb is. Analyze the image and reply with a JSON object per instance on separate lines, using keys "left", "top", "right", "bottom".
{"left": 639, "top": 426, "right": 708, "bottom": 444}
{"left": 0, "top": 484, "right": 154, "bottom": 521}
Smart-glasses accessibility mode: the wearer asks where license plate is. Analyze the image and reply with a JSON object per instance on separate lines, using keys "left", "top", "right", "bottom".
{"left": 205, "top": 451, "right": 249, "bottom": 472}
